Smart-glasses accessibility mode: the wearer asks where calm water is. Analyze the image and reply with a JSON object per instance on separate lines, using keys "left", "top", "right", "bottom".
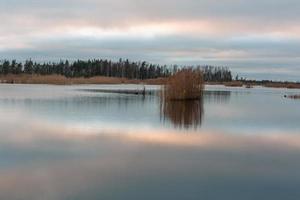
{"left": 0, "top": 84, "right": 300, "bottom": 200}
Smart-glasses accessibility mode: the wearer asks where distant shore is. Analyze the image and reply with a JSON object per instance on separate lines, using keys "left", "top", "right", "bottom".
{"left": 0, "top": 74, "right": 167, "bottom": 85}
{"left": 0, "top": 74, "right": 300, "bottom": 89}
{"left": 206, "top": 81, "right": 300, "bottom": 89}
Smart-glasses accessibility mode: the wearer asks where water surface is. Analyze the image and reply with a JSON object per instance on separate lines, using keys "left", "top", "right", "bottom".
{"left": 0, "top": 84, "right": 300, "bottom": 200}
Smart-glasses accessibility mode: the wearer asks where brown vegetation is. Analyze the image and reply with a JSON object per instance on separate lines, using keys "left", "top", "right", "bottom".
{"left": 1, "top": 74, "right": 299, "bottom": 90}
{"left": 264, "top": 82, "right": 300, "bottom": 89}
{"left": 285, "top": 95, "right": 300, "bottom": 99}
{"left": 0, "top": 74, "right": 166, "bottom": 85}
{"left": 142, "top": 77, "right": 168, "bottom": 85}
{"left": 162, "top": 69, "right": 204, "bottom": 100}
{"left": 160, "top": 69, "right": 204, "bottom": 128}
{"left": 223, "top": 81, "right": 243, "bottom": 87}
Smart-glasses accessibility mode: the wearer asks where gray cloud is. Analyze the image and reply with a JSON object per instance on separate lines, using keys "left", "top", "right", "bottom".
{"left": 0, "top": 0, "right": 300, "bottom": 80}
{"left": 2, "top": 0, "right": 300, "bottom": 22}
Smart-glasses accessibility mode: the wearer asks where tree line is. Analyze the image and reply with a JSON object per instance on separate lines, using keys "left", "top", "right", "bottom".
{"left": 0, "top": 59, "right": 232, "bottom": 82}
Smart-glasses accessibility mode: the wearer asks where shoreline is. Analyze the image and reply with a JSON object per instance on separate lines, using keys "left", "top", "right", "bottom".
{"left": 1, "top": 74, "right": 300, "bottom": 89}
{"left": 0, "top": 74, "right": 167, "bottom": 85}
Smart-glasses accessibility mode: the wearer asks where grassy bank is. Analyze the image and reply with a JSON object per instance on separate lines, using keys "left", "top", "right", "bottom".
{"left": 0, "top": 74, "right": 299, "bottom": 89}
{"left": 263, "top": 82, "right": 300, "bottom": 89}
{"left": 207, "top": 81, "right": 300, "bottom": 89}
{"left": 0, "top": 74, "right": 167, "bottom": 85}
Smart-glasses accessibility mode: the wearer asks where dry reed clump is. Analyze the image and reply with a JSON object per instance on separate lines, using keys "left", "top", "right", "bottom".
{"left": 163, "top": 69, "right": 204, "bottom": 100}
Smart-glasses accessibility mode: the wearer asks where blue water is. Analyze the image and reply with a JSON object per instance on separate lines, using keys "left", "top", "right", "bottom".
{"left": 0, "top": 84, "right": 300, "bottom": 200}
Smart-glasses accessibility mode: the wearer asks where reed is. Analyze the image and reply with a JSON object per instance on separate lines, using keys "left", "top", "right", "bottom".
{"left": 163, "top": 69, "right": 204, "bottom": 100}
{"left": 224, "top": 81, "right": 243, "bottom": 87}
{"left": 0, "top": 74, "right": 166, "bottom": 85}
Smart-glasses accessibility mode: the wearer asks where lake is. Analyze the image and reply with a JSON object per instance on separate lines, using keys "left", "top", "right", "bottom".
{"left": 0, "top": 84, "right": 300, "bottom": 200}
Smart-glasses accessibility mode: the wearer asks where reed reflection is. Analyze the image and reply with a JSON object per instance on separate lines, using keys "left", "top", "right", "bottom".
{"left": 160, "top": 98, "right": 204, "bottom": 129}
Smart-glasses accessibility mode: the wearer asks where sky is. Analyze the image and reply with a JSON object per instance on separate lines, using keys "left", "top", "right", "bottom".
{"left": 0, "top": 0, "right": 300, "bottom": 81}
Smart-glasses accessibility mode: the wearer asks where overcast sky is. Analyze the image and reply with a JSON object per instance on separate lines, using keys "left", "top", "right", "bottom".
{"left": 1, "top": 0, "right": 300, "bottom": 81}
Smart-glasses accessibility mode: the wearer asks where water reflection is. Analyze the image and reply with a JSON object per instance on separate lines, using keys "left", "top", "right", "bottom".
{"left": 1, "top": 84, "right": 300, "bottom": 133}
{"left": 159, "top": 90, "right": 233, "bottom": 129}
{"left": 203, "top": 90, "right": 231, "bottom": 103}
{"left": 160, "top": 98, "right": 204, "bottom": 129}
{"left": 0, "top": 94, "right": 159, "bottom": 129}
{"left": 1, "top": 85, "right": 300, "bottom": 199}
{"left": 1, "top": 119, "right": 300, "bottom": 200}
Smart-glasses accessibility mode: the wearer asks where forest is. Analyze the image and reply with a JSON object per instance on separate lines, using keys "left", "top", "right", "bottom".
{"left": 0, "top": 59, "right": 233, "bottom": 82}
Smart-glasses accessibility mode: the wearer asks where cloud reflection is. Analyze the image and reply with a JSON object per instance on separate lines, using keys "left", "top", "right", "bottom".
{"left": 1, "top": 116, "right": 300, "bottom": 199}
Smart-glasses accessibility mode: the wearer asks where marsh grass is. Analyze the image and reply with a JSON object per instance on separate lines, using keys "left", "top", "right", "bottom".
{"left": 264, "top": 82, "right": 300, "bottom": 89}
{"left": 162, "top": 69, "right": 204, "bottom": 100}
{"left": 0, "top": 74, "right": 166, "bottom": 85}
{"left": 224, "top": 81, "right": 243, "bottom": 87}
{"left": 160, "top": 69, "right": 204, "bottom": 128}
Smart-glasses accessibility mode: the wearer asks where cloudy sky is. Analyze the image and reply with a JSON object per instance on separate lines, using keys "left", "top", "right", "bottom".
{"left": 1, "top": 0, "right": 300, "bottom": 80}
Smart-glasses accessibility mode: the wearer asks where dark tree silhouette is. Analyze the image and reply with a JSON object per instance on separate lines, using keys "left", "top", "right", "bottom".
{"left": 0, "top": 59, "right": 232, "bottom": 82}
